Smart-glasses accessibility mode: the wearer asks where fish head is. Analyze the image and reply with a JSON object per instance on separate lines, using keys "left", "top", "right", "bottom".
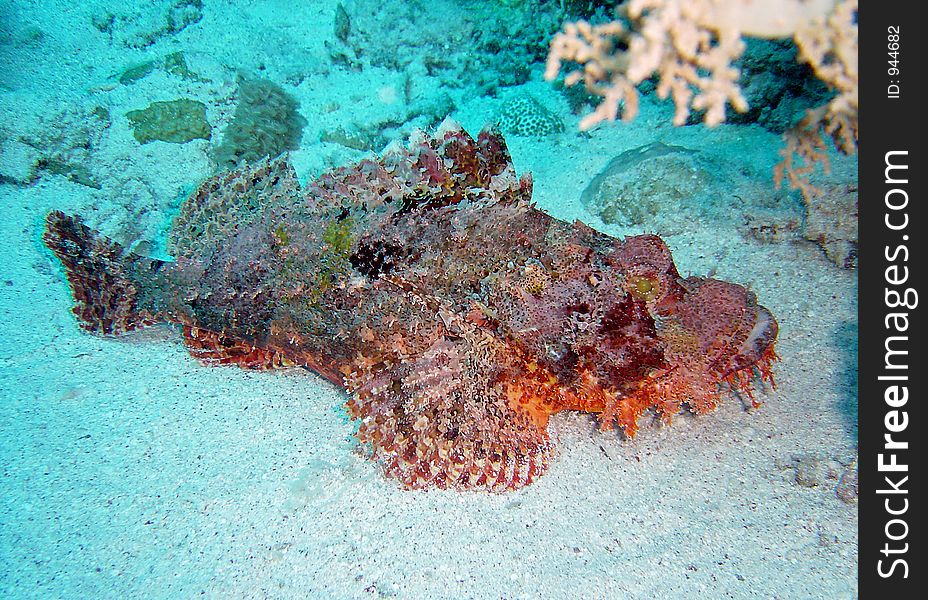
{"left": 654, "top": 276, "right": 779, "bottom": 401}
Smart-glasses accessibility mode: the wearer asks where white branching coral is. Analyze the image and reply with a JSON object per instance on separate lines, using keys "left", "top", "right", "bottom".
{"left": 546, "top": 0, "right": 858, "bottom": 199}
{"left": 775, "top": 0, "right": 858, "bottom": 198}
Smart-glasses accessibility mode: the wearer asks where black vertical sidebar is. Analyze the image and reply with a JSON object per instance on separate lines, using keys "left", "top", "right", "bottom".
{"left": 859, "top": 2, "right": 926, "bottom": 596}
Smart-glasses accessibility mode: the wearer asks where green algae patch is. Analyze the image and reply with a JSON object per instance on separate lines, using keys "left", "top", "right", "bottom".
{"left": 126, "top": 99, "right": 211, "bottom": 144}
{"left": 273, "top": 223, "right": 291, "bottom": 247}
{"left": 323, "top": 218, "right": 354, "bottom": 258}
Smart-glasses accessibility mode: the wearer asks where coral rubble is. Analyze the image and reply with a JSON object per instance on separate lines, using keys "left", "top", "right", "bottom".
{"left": 802, "top": 181, "right": 858, "bottom": 268}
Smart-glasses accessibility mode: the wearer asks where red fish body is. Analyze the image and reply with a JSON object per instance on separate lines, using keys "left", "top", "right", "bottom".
{"left": 44, "top": 122, "right": 777, "bottom": 491}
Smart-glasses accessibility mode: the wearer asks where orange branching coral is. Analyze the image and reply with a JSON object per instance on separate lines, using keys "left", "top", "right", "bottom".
{"left": 43, "top": 122, "right": 779, "bottom": 492}
{"left": 793, "top": 0, "right": 858, "bottom": 157}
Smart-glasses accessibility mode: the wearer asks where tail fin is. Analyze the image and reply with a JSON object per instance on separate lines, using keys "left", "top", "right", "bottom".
{"left": 43, "top": 211, "right": 165, "bottom": 335}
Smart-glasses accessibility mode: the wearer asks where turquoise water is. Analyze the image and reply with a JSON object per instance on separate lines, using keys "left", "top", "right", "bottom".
{"left": 1, "top": 1, "right": 857, "bottom": 598}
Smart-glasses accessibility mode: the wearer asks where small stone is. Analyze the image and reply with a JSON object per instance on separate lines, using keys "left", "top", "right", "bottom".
{"left": 119, "top": 60, "right": 158, "bottom": 85}
{"left": 824, "top": 459, "right": 843, "bottom": 480}
{"left": 794, "top": 455, "right": 827, "bottom": 487}
{"left": 334, "top": 3, "right": 351, "bottom": 43}
{"left": 91, "top": 12, "right": 115, "bottom": 34}
{"left": 320, "top": 127, "right": 374, "bottom": 151}
{"left": 803, "top": 182, "right": 858, "bottom": 268}
{"left": 835, "top": 460, "right": 858, "bottom": 503}
{"left": 774, "top": 453, "right": 799, "bottom": 470}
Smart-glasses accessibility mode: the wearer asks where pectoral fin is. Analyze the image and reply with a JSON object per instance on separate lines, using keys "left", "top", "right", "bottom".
{"left": 182, "top": 325, "right": 294, "bottom": 370}
{"left": 344, "top": 337, "right": 551, "bottom": 491}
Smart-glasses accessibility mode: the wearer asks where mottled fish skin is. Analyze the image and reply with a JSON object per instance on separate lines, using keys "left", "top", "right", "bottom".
{"left": 44, "top": 121, "right": 778, "bottom": 492}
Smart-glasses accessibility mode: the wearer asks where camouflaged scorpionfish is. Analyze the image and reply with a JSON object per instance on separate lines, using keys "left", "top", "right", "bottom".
{"left": 44, "top": 120, "right": 778, "bottom": 492}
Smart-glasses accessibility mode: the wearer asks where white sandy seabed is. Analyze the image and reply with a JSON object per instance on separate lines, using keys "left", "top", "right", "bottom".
{"left": 1, "top": 1, "right": 857, "bottom": 598}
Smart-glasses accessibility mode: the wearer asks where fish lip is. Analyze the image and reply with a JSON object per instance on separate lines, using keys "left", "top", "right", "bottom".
{"left": 749, "top": 305, "right": 779, "bottom": 351}
{"left": 715, "top": 304, "right": 779, "bottom": 378}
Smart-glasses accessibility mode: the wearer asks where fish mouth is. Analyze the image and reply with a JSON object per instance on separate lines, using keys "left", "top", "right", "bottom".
{"left": 723, "top": 305, "right": 778, "bottom": 376}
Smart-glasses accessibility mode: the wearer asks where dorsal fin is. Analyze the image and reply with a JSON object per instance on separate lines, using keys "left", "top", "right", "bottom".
{"left": 306, "top": 124, "right": 527, "bottom": 220}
